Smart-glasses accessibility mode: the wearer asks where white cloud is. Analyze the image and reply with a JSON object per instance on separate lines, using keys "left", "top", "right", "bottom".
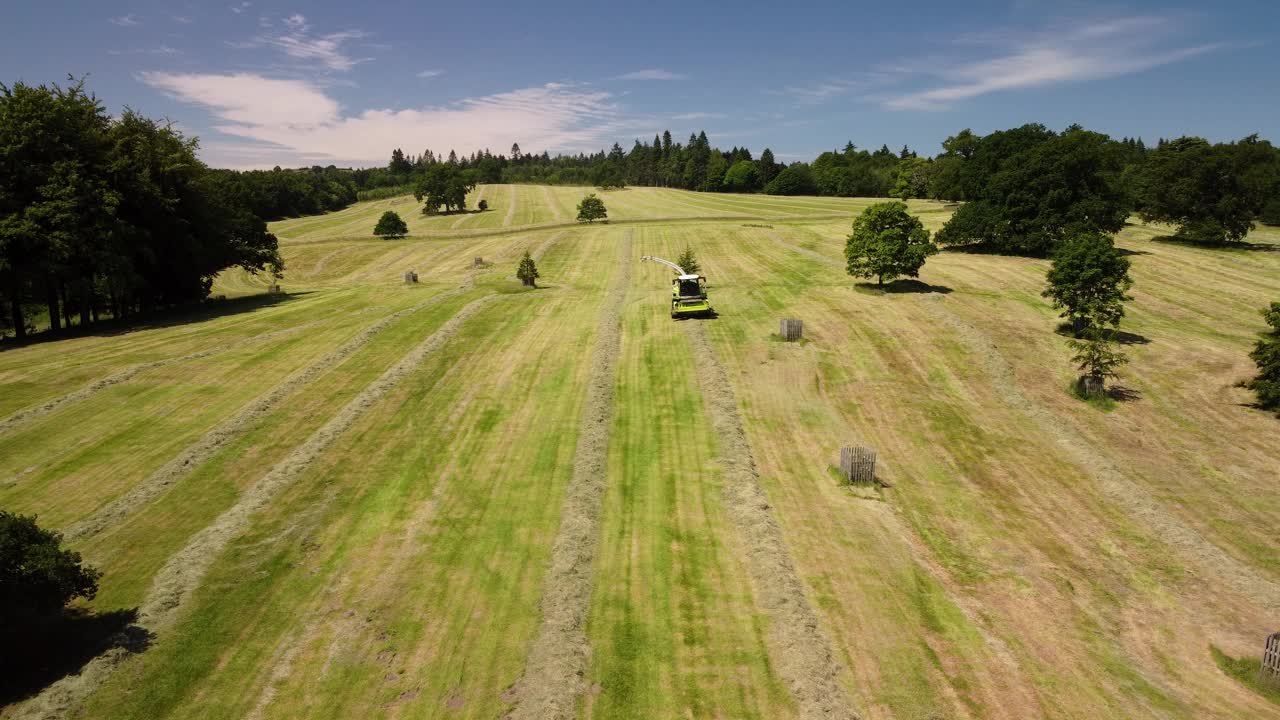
{"left": 110, "top": 14, "right": 139, "bottom": 27}
{"left": 616, "top": 69, "right": 685, "bottom": 81}
{"left": 881, "top": 16, "right": 1219, "bottom": 110}
{"left": 417, "top": 69, "right": 444, "bottom": 79}
{"left": 230, "top": 2, "right": 251, "bottom": 14}
{"left": 139, "top": 73, "right": 622, "bottom": 168}
{"left": 172, "top": 15, "right": 193, "bottom": 24}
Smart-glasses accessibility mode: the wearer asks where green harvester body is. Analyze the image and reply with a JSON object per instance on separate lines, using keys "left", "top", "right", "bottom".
{"left": 641, "top": 255, "right": 713, "bottom": 318}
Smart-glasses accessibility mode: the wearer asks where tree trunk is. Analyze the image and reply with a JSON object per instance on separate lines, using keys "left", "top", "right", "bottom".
{"left": 46, "top": 278, "right": 61, "bottom": 332}
{"left": 80, "top": 278, "right": 92, "bottom": 328}
{"left": 59, "top": 280, "right": 73, "bottom": 329}
{"left": 8, "top": 292, "right": 24, "bottom": 339}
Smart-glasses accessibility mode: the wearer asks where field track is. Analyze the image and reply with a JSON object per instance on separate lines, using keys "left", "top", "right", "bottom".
{"left": 4, "top": 187, "right": 1279, "bottom": 720}
{"left": 508, "top": 231, "right": 632, "bottom": 719}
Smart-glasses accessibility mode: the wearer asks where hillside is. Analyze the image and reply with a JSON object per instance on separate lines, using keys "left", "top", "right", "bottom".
{"left": 2, "top": 186, "right": 1278, "bottom": 719}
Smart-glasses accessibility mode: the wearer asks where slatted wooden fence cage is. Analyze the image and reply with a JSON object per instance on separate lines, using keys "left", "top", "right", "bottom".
{"left": 779, "top": 318, "right": 804, "bottom": 342}
{"left": 840, "top": 446, "right": 876, "bottom": 484}
{"left": 403, "top": 270, "right": 419, "bottom": 284}
{"left": 1263, "top": 632, "right": 1280, "bottom": 685}
{"left": 473, "top": 256, "right": 485, "bottom": 268}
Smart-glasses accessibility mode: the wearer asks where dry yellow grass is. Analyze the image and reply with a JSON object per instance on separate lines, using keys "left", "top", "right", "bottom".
{"left": 3, "top": 188, "right": 1277, "bottom": 719}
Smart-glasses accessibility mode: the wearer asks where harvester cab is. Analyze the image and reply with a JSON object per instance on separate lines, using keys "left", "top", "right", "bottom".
{"left": 641, "top": 256, "right": 714, "bottom": 318}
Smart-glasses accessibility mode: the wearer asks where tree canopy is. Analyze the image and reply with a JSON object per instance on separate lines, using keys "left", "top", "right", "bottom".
{"left": 844, "top": 201, "right": 937, "bottom": 285}
{"left": 576, "top": 193, "right": 607, "bottom": 223}
{"left": 935, "top": 125, "right": 1130, "bottom": 256}
{"left": 373, "top": 210, "right": 408, "bottom": 239}
{"left": 516, "top": 250, "right": 539, "bottom": 287}
{"left": 413, "top": 164, "right": 476, "bottom": 215}
{"left": 1, "top": 78, "right": 282, "bottom": 339}
{"left": 764, "top": 163, "right": 818, "bottom": 196}
{"left": 1042, "top": 231, "right": 1134, "bottom": 332}
{"left": 1245, "top": 302, "right": 1280, "bottom": 414}
{"left": 1133, "top": 136, "right": 1278, "bottom": 243}
{"left": 676, "top": 246, "right": 701, "bottom": 275}
{"left": 0, "top": 511, "right": 100, "bottom": 622}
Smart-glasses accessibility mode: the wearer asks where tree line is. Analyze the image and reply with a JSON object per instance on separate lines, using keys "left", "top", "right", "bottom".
{"left": 368, "top": 125, "right": 1278, "bottom": 251}
{"left": 1, "top": 79, "right": 284, "bottom": 340}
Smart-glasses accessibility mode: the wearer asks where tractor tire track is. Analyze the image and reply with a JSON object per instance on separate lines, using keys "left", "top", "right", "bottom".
{"left": 503, "top": 185, "right": 518, "bottom": 227}
{"left": 63, "top": 283, "right": 473, "bottom": 542}
{"left": 684, "top": 321, "right": 860, "bottom": 720}
{"left": 505, "top": 231, "right": 631, "bottom": 720}
{"left": 921, "top": 297, "right": 1280, "bottom": 614}
{"left": 541, "top": 186, "right": 564, "bottom": 222}
{"left": 13, "top": 294, "right": 499, "bottom": 720}
{"left": 0, "top": 322, "right": 317, "bottom": 439}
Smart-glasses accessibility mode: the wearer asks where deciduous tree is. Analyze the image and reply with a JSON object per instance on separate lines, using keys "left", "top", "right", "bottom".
{"left": 0, "top": 511, "right": 100, "bottom": 622}
{"left": 373, "top": 210, "right": 408, "bottom": 239}
{"left": 1042, "top": 231, "right": 1133, "bottom": 333}
{"left": 844, "top": 201, "right": 937, "bottom": 285}
{"left": 576, "top": 193, "right": 607, "bottom": 223}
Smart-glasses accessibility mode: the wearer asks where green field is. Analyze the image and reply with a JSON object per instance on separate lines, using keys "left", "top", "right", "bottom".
{"left": 3, "top": 187, "right": 1279, "bottom": 719}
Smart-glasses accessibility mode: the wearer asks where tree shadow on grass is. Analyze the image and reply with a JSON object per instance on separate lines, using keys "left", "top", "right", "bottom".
{"left": 0, "top": 608, "right": 152, "bottom": 705}
{"left": 855, "top": 279, "right": 953, "bottom": 294}
{"left": 0, "top": 291, "right": 310, "bottom": 353}
{"left": 1054, "top": 322, "right": 1150, "bottom": 345}
{"left": 1107, "top": 385, "right": 1142, "bottom": 402}
{"left": 1151, "top": 235, "right": 1279, "bottom": 252}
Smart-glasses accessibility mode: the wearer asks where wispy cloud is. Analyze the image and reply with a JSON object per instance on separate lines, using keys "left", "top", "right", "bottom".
{"left": 880, "top": 16, "right": 1220, "bottom": 110}
{"left": 616, "top": 69, "right": 685, "bottom": 81}
{"left": 670, "top": 111, "right": 725, "bottom": 121}
{"left": 110, "top": 14, "right": 139, "bottom": 27}
{"left": 140, "top": 73, "right": 623, "bottom": 168}
{"left": 110, "top": 45, "right": 181, "bottom": 56}
{"left": 417, "top": 69, "right": 444, "bottom": 79}
{"left": 171, "top": 15, "right": 193, "bottom": 24}
{"left": 229, "top": 14, "right": 371, "bottom": 71}
{"left": 230, "top": 2, "right": 251, "bottom": 15}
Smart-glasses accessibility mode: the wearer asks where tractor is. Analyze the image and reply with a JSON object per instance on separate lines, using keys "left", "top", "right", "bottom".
{"left": 640, "top": 256, "right": 713, "bottom": 318}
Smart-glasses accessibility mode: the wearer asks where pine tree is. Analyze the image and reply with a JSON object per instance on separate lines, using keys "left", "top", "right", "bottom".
{"left": 1068, "top": 326, "right": 1129, "bottom": 398}
{"left": 676, "top": 246, "right": 700, "bottom": 275}
{"left": 516, "top": 250, "right": 540, "bottom": 287}
{"left": 1245, "top": 302, "right": 1280, "bottom": 413}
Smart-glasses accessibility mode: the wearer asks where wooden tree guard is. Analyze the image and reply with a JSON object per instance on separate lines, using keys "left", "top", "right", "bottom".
{"left": 403, "top": 270, "right": 418, "bottom": 284}
{"left": 267, "top": 284, "right": 282, "bottom": 294}
{"left": 1263, "top": 632, "right": 1280, "bottom": 685}
{"left": 840, "top": 446, "right": 876, "bottom": 484}
{"left": 473, "top": 256, "right": 485, "bottom": 268}
{"left": 779, "top": 318, "right": 804, "bottom": 342}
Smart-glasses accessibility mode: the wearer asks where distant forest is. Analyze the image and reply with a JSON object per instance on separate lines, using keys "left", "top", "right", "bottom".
{"left": 4, "top": 75, "right": 1279, "bottom": 340}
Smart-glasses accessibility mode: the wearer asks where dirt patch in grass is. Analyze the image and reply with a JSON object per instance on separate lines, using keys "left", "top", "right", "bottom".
{"left": 11, "top": 294, "right": 498, "bottom": 720}
{"left": 505, "top": 230, "right": 631, "bottom": 720}
{"left": 64, "top": 283, "right": 474, "bottom": 542}
{"left": 921, "top": 296, "right": 1280, "bottom": 615}
{"left": 0, "top": 321, "right": 318, "bottom": 438}
{"left": 684, "top": 320, "right": 860, "bottom": 720}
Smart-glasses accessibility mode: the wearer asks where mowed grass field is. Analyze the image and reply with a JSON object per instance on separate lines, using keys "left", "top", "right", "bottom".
{"left": 2, "top": 186, "right": 1279, "bottom": 719}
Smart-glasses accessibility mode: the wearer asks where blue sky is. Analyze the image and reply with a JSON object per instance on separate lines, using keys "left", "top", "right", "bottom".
{"left": 3, "top": 1, "right": 1276, "bottom": 168}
